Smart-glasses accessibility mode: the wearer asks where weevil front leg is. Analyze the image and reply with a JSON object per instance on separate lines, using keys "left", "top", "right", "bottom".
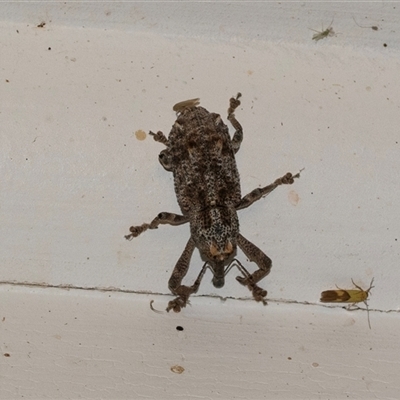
{"left": 167, "top": 238, "right": 208, "bottom": 312}
{"left": 236, "top": 171, "right": 301, "bottom": 211}
{"left": 227, "top": 93, "right": 243, "bottom": 154}
{"left": 125, "top": 212, "right": 189, "bottom": 240}
{"left": 149, "top": 130, "right": 169, "bottom": 146}
{"left": 236, "top": 234, "right": 271, "bottom": 303}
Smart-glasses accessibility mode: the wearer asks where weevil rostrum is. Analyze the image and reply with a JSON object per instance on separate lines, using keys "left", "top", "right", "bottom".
{"left": 320, "top": 278, "right": 374, "bottom": 328}
{"left": 126, "top": 94, "right": 301, "bottom": 312}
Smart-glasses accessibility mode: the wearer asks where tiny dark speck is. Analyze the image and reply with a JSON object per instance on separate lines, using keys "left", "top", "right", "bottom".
{"left": 176, "top": 326, "right": 184, "bottom": 331}
{"left": 383, "top": 43, "right": 387, "bottom": 47}
{"left": 48, "top": 47, "right": 51, "bottom": 50}
{"left": 4, "top": 353, "right": 10, "bottom": 357}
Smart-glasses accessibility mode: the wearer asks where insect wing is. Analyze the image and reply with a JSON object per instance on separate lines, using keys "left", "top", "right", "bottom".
{"left": 320, "top": 289, "right": 351, "bottom": 303}
{"left": 320, "top": 280, "right": 373, "bottom": 303}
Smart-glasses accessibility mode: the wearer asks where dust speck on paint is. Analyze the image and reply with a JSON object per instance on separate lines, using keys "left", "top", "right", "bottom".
{"left": 135, "top": 130, "right": 146, "bottom": 141}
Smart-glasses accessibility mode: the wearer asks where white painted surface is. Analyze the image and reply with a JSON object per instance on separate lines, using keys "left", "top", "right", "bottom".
{"left": 2, "top": 285, "right": 400, "bottom": 399}
{"left": 1, "top": 2, "right": 400, "bottom": 397}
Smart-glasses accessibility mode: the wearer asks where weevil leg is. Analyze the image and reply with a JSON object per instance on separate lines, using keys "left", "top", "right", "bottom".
{"left": 229, "top": 258, "right": 269, "bottom": 305}
{"left": 149, "top": 130, "right": 169, "bottom": 146}
{"left": 125, "top": 212, "right": 189, "bottom": 240}
{"left": 166, "top": 238, "right": 208, "bottom": 312}
{"left": 236, "top": 171, "right": 302, "bottom": 211}
{"left": 235, "top": 234, "right": 271, "bottom": 303}
{"left": 227, "top": 93, "right": 243, "bottom": 154}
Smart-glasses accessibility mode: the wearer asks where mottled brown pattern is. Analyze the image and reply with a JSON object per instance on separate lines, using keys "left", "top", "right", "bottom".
{"left": 126, "top": 94, "right": 300, "bottom": 312}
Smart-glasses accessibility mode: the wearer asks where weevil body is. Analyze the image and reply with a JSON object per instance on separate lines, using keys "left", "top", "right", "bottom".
{"left": 126, "top": 94, "right": 300, "bottom": 312}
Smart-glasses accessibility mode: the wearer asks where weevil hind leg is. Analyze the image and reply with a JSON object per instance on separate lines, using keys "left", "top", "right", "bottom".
{"left": 227, "top": 93, "right": 243, "bottom": 154}
{"left": 236, "top": 170, "right": 302, "bottom": 210}
{"left": 167, "top": 238, "right": 208, "bottom": 312}
{"left": 235, "top": 234, "right": 271, "bottom": 303}
{"left": 125, "top": 212, "right": 189, "bottom": 240}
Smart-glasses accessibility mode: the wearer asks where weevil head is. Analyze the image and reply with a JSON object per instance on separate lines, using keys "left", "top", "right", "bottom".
{"left": 192, "top": 206, "right": 239, "bottom": 265}
{"left": 208, "top": 239, "right": 235, "bottom": 262}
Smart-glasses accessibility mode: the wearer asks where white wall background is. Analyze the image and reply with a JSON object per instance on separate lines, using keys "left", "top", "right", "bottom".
{"left": 1, "top": 2, "right": 400, "bottom": 398}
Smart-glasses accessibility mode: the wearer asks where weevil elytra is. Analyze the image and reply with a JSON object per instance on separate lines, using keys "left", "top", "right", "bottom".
{"left": 320, "top": 278, "right": 374, "bottom": 328}
{"left": 126, "top": 94, "right": 300, "bottom": 312}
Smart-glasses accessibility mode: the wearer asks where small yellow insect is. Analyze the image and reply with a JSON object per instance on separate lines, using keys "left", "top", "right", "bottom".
{"left": 320, "top": 278, "right": 374, "bottom": 328}
{"left": 172, "top": 98, "right": 200, "bottom": 112}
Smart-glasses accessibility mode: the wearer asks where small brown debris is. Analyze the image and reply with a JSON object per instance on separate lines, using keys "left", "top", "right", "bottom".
{"left": 170, "top": 365, "right": 184, "bottom": 374}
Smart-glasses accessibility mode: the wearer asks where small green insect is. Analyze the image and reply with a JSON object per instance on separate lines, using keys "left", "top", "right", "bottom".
{"left": 311, "top": 20, "right": 335, "bottom": 41}
{"left": 320, "top": 278, "right": 374, "bottom": 329}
